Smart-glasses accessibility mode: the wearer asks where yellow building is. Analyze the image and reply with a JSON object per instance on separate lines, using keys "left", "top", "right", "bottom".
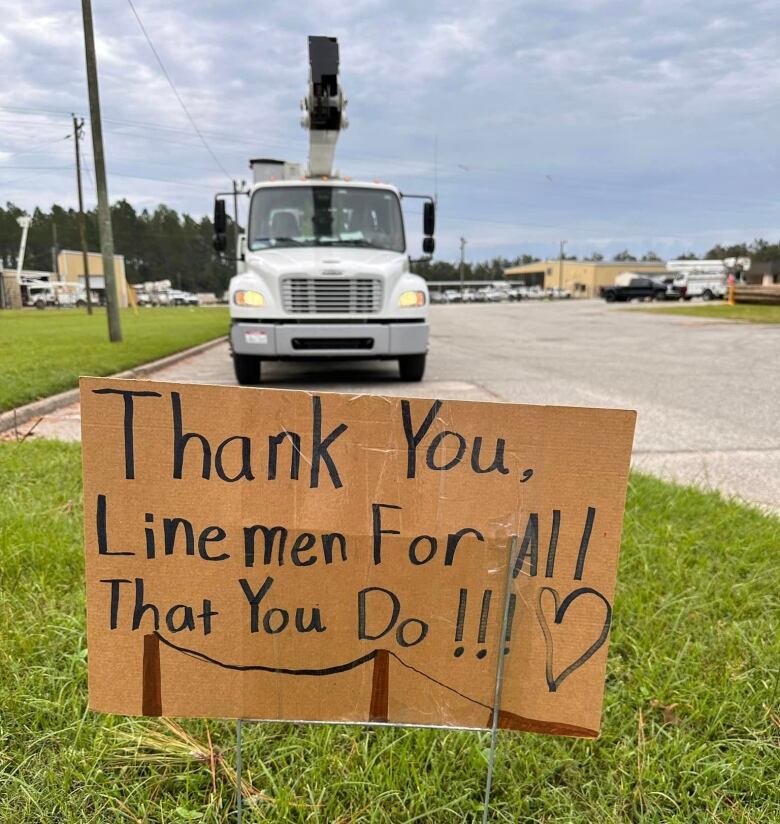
{"left": 504, "top": 260, "right": 668, "bottom": 297}
{"left": 57, "top": 250, "right": 129, "bottom": 308}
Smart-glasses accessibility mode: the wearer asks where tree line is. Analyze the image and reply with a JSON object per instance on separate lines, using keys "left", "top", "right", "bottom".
{"left": 0, "top": 201, "right": 234, "bottom": 294}
{"left": 2, "top": 201, "right": 778, "bottom": 293}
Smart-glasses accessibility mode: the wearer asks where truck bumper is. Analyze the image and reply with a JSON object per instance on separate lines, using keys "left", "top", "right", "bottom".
{"left": 230, "top": 321, "right": 429, "bottom": 358}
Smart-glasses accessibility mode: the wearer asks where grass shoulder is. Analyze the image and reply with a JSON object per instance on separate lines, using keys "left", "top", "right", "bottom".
{"left": 1, "top": 440, "right": 778, "bottom": 822}
{"left": 0, "top": 306, "right": 228, "bottom": 412}
{"left": 632, "top": 303, "right": 780, "bottom": 324}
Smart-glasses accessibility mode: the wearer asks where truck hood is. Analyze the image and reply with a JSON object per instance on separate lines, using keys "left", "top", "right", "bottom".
{"left": 244, "top": 246, "right": 405, "bottom": 276}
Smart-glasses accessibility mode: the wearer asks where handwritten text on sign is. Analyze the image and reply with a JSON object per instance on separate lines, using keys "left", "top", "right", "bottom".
{"left": 81, "top": 378, "right": 635, "bottom": 737}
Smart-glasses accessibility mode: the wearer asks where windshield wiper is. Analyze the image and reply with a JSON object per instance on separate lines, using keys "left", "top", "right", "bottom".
{"left": 252, "top": 237, "right": 307, "bottom": 247}
{"left": 319, "top": 238, "right": 384, "bottom": 249}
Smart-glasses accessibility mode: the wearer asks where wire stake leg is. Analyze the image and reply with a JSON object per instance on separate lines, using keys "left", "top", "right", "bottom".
{"left": 236, "top": 718, "right": 243, "bottom": 823}
{"left": 482, "top": 534, "right": 518, "bottom": 824}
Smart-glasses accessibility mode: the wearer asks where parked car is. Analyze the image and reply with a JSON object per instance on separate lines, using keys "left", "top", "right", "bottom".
{"left": 168, "top": 289, "right": 200, "bottom": 306}
{"left": 656, "top": 277, "right": 685, "bottom": 301}
{"left": 600, "top": 277, "right": 667, "bottom": 302}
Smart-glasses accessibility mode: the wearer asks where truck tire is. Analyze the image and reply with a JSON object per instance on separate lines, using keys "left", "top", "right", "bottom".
{"left": 34, "top": 299, "right": 45, "bottom": 309}
{"left": 399, "top": 353, "right": 426, "bottom": 382}
{"left": 702, "top": 289, "right": 713, "bottom": 301}
{"left": 233, "top": 354, "right": 261, "bottom": 386}
{"left": 604, "top": 292, "right": 616, "bottom": 303}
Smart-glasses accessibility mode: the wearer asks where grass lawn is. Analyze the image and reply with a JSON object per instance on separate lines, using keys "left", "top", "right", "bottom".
{"left": 1, "top": 440, "right": 778, "bottom": 823}
{"left": 637, "top": 303, "right": 780, "bottom": 324}
{"left": 0, "top": 307, "right": 229, "bottom": 412}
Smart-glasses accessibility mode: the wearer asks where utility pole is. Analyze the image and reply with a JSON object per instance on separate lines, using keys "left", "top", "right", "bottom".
{"left": 51, "top": 223, "right": 60, "bottom": 280}
{"left": 433, "top": 134, "right": 438, "bottom": 206}
{"left": 81, "top": 0, "right": 122, "bottom": 340}
{"left": 459, "top": 236, "right": 467, "bottom": 295}
{"left": 232, "top": 180, "right": 240, "bottom": 256}
{"left": 73, "top": 114, "right": 94, "bottom": 314}
{"left": 558, "top": 240, "right": 567, "bottom": 290}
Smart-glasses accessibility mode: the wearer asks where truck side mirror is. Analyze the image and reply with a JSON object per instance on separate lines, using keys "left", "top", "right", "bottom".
{"left": 423, "top": 201, "right": 435, "bottom": 236}
{"left": 422, "top": 236, "right": 435, "bottom": 255}
{"left": 213, "top": 199, "right": 227, "bottom": 253}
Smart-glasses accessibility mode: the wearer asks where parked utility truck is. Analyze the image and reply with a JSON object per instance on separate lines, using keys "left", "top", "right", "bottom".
{"left": 213, "top": 36, "right": 435, "bottom": 385}
{"left": 666, "top": 257, "right": 750, "bottom": 301}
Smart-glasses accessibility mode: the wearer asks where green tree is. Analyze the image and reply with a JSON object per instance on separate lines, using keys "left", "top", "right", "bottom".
{"left": 0, "top": 200, "right": 234, "bottom": 296}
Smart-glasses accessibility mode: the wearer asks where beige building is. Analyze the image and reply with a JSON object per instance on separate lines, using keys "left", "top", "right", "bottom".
{"left": 57, "top": 250, "right": 129, "bottom": 308}
{"left": 504, "top": 260, "right": 667, "bottom": 297}
{"left": 0, "top": 269, "right": 26, "bottom": 308}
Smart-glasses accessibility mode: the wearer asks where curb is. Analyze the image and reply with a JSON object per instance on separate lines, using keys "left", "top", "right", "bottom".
{"left": 0, "top": 335, "right": 228, "bottom": 435}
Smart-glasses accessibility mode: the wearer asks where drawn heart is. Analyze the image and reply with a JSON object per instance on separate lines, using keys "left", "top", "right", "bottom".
{"left": 535, "top": 586, "right": 612, "bottom": 693}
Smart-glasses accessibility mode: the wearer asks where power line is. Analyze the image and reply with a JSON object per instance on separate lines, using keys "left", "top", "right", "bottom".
{"left": 0, "top": 133, "right": 72, "bottom": 161}
{"left": 125, "top": 0, "right": 231, "bottom": 181}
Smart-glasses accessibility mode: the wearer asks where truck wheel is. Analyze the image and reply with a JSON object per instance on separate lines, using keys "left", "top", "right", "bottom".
{"left": 34, "top": 299, "right": 45, "bottom": 309}
{"left": 233, "top": 354, "right": 261, "bottom": 386}
{"left": 399, "top": 353, "right": 426, "bottom": 382}
{"left": 76, "top": 299, "right": 86, "bottom": 308}
{"left": 604, "top": 292, "right": 616, "bottom": 303}
{"left": 702, "top": 289, "right": 713, "bottom": 301}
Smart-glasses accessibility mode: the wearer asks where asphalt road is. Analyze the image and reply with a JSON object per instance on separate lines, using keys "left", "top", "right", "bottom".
{"left": 31, "top": 301, "right": 780, "bottom": 511}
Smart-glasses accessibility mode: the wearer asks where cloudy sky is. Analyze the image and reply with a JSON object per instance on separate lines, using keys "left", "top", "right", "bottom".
{"left": 1, "top": 0, "right": 778, "bottom": 261}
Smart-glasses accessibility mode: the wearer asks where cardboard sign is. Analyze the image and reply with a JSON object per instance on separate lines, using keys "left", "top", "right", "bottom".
{"left": 81, "top": 377, "right": 635, "bottom": 737}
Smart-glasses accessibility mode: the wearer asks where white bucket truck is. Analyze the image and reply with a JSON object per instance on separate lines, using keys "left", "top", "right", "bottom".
{"left": 667, "top": 257, "right": 750, "bottom": 301}
{"left": 213, "top": 36, "right": 435, "bottom": 385}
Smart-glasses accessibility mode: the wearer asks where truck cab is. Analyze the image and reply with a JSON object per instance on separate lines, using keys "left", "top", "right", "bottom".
{"left": 214, "top": 36, "right": 435, "bottom": 385}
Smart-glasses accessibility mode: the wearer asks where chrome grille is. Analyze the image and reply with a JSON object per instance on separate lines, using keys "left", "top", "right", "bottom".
{"left": 281, "top": 277, "right": 383, "bottom": 314}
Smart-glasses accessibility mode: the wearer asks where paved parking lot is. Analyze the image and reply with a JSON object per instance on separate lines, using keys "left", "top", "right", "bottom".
{"left": 31, "top": 300, "right": 780, "bottom": 511}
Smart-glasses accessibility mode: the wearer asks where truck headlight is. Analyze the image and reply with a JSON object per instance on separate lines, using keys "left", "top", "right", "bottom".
{"left": 398, "top": 290, "right": 426, "bottom": 308}
{"left": 233, "top": 290, "right": 265, "bottom": 307}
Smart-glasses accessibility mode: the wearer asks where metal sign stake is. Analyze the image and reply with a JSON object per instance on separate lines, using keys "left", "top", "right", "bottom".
{"left": 236, "top": 718, "right": 243, "bottom": 823}
{"left": 482, "top": 534, "right": 518, "bottom": 824}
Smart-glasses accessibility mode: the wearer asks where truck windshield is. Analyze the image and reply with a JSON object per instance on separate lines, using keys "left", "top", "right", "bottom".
{"left": 248, "top": 185, "right": 405, "bottom": 253}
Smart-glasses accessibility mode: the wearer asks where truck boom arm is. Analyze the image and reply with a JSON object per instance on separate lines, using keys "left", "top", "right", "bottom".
{"left": 300, "top": 36, "right": 348, "bottom": 177}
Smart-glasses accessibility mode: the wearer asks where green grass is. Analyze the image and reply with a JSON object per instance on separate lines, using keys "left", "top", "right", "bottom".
{"left": 1, "top": 440, "right": 778, "bottom": 822}
{"left": 637, "top": 303, "right": 780, "bottom": 324}
{"left": 0, "top": 307, "right": 229, "bottom": 411}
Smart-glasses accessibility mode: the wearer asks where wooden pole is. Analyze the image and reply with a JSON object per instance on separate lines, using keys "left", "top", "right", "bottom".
{"left": 81, "top": 0, "right": 122, "bottom": 340}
